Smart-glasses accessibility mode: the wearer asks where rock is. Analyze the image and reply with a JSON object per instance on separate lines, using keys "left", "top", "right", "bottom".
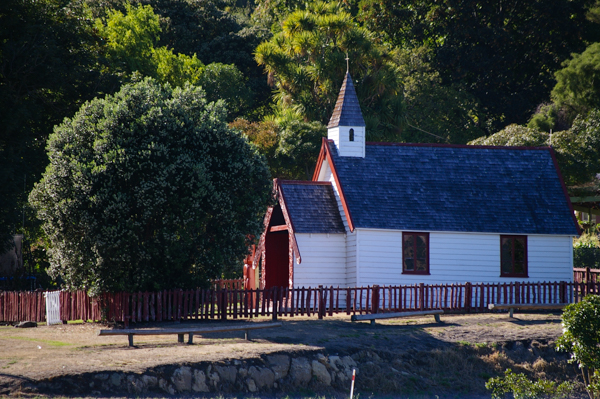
{"left": 246, "top": 378, "right": 257, "bottom": 392}
{"left": 249, "top": 366, "right": 275, "bottom": 389}
{"left": 290, "top": 357, "right": 311, "bottom": 386}
{"left": 171, "top": 366, "right": 192, "bottom": 392}
{"left": 267, "top": 354, "right": 290, "bottom": 379}
{"left": 234, "top": 360, "right": 242, "bottom": 366}
{"left": 238, "top": 368, "right": 248, "bottom": 378}
{"left": 192, "top": 370, "right": 209, "bottom": 392}
{"left": 94, "top": 374, "right": 109, "bottom": 381}
{"left": 127, "top": 375, "right": 146, "bottom": 394}
{"left": 159, "top": 378, "right": 175, "bottom": 395}
{"left": 312, "top": 360, "right": 332, "bottom": 385}
{"left": 215, "top": 365, "right": 237, "bottom": 383}
{"left": 329, "top": 355, "right": 340, "bottom": 371}
{"left": 109, "top": 373, "right": 122, "bottom": 387}
{"left": 341, "top": 356, "right": 357, "bottom": 369}
{"left": 142, "top": 375, "right": 157, "bottom": 388}
{"left": 209, "top": 371, "right": 220, "bottom": 388}
{"left": 15, "top": 321, "right": 37, "bottom": 328}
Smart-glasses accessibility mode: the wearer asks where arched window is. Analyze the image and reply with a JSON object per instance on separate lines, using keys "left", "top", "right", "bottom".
{"left": 349, "top": 128, "right": 354, "bottom": 142}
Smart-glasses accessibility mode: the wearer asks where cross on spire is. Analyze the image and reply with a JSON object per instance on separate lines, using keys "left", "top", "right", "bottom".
{"left": 345, "top": 53, "right": 349, "bottom": 73}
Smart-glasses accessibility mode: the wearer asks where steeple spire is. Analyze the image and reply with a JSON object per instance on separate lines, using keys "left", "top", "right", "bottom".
{"left": 327, "top": 72, "right": 365, "bottom": 129}
{"left": 327, "top": 71, "right": 366, "bottom": 158}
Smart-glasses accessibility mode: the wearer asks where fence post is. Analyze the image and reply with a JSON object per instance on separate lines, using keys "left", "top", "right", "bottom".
{"left": 318, "top": 285, "right": 324, "bottom": 320}
{"left": 220, "top": 288, "right": 227, "bottom": 321}
{"left": 419, "top": 283, "right": 424, "bottom": 311}
{"left": 372, "top": 285, "right": 380, "bottom": 314}
{"left": 465, "top": 282, "right": 472, "bottom": 313}
{"left": 272, "top": 287, "right": 278, "bottom": 321}
{"left": 560, "top": 281, "right": 566, "bottom": 303}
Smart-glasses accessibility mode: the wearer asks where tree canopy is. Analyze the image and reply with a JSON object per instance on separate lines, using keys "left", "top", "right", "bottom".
{"left": 255, "top": 1, "right": 404, "bottom": 141}
{"left": 359, "top": 0, "right": 600, "bottom": 131}
{"left": 553, "top": 42, "right": 600, "bottom": 117}
{"left": 29, "top": 79, "right": 271, "bottom": 293}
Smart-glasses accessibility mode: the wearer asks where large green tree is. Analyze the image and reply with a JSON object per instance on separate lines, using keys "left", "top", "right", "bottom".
{"left": 255, "top": 1, "right": 404, "bottom": 141}
{"left": 553, "top": 42, "right": 600, "bottom": 118}
{"left": 95, "top": 2, "right": 252, "bottom": 119}
{"left": 29, "top": 78, "right": 271, "bottom": 293}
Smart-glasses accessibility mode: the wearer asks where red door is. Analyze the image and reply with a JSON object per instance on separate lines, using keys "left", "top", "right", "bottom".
{"left": 264, "top": 231, "right": 289, "bottom": 289}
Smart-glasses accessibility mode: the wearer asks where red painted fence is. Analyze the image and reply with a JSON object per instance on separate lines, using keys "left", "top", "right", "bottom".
{"left": 0, "top": 281, "right": 597, "bottom": 324}
{"left": 573, "top": 267, "right": 600, "bottom": 284}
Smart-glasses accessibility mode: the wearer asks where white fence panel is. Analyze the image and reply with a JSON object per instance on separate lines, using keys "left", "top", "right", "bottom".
{"left": 44, "top": 291, "right": 61, "bottom": 325}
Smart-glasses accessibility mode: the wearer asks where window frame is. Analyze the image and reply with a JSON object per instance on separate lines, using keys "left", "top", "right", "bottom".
{"left": 402, "top": 232, "right": 430, "bottom": 275}
{"left": 500, "top": 235, "right": 528, "bottom": 278}
{"left": 349, "top": 128, "right": 355, "bottom": 142}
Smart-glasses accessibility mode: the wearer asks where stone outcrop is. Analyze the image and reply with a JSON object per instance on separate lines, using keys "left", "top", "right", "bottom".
{"left": 27, "top": 351, "right": 360, "bottom": 396}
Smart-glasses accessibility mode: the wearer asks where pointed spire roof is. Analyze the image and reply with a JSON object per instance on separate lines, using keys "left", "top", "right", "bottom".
{"left": 327, "top": 72, "right": 365, "bottom": 128}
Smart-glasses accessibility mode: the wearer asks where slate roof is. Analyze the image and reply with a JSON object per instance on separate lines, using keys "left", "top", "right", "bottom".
{"left": 280, "top": 182, "right": 345, "bottom": 234}
{"left": 327, "top": 72, "right": 365, "bottom": 128}
{"left": 328, "top": 142, "right": 579, "bottom": 235}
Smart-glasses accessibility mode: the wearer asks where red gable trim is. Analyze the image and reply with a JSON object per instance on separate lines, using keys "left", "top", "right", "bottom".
{"left": 312, "top": 137, "right": 329, "bottom": 181}
{"left": 253, "top": 206, "right": 273, "bottom": 268}
{"left": 548, "top": 148, "right": 582, "bottom": 236}
{"left": 252, "top": 179, "right": 303, "bottom": 268}
{"left": 275, "top": 179, "right": 302, "bottom": 263}
{"left": 312, "top": 139, "right": 355, "bottom": 232}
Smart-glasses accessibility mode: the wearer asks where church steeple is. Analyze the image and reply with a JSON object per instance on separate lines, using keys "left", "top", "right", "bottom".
{"left": 327, "top": 72, "right": 365, "bottom": 157}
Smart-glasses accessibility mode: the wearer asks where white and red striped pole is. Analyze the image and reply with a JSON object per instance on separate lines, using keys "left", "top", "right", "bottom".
{"left": 349, "top": 368, "right": 356, "bottom": 399}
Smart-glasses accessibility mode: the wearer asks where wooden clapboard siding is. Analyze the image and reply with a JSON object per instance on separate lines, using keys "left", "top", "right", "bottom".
{"left": 294, "top": 233, "right": 346, "bottom": 288}
{"left": 328, "top": 127, "right": 365, "bottom": 158}
{"left": 355, "top": 229, "right": 574, "bottom": 286}
{"left": 346, "top": 231, "right": 357, "bottom": 287}
{"left": 528, "top": 235, "right": 573, "bottom": 281}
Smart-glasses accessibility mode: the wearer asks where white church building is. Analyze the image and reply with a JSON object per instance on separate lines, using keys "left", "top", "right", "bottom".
{"left": 253, "top": 72, "right": 580, "bottom": 290}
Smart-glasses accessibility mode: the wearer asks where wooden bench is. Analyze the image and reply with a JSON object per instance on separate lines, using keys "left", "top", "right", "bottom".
{"left": 488, "top": 303, "right": 568, "bottom": 318}
{"left": 98, "top": 321, "right": 282, "bottom": 347}
{"left": 351, "top": 309, "right": 444, "bottom": 324}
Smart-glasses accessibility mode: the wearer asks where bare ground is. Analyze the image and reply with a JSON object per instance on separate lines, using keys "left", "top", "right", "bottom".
{"left": 0, "top": 311, "right": 580, "bottom": 397}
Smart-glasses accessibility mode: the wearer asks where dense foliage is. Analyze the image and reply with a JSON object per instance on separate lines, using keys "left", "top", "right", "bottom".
{"left": 573, "top": 234, "right": 600, "bottom": 272}
{"left": 486, "top": 369, "right": 573, "bottom": 399}
{"left": 359, "top": 0, "right": 600, "bottom": 132}
{"left": 2, "top": 0, "right": 600, "bottom": 286}
{"left": 29, "top": 79, "right": 271, "bottom": 293}
{"left": 557, "top": 295, "right": 600, "bottom": 399}
{"left": 255, "top": 1, "right": 404, "bottom": 141}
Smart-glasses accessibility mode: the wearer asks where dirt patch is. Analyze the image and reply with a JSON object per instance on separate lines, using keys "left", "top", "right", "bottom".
{"left": 0, "top": 312, "right": 583, "bottom": 397}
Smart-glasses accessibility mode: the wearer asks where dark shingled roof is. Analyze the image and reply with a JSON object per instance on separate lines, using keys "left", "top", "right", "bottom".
{"left": 327, "top": 72, "right": 365, "bottom": 128}
{"left": 329, "top": 142, "right": 579, "bottom": 235}
{"left": 280, "top": 182, "right": 345, "bottom": 234}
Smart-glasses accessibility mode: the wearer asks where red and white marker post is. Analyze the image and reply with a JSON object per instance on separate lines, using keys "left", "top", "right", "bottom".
{"left": 349, "top": 368, "right": 356, "bottom": 399}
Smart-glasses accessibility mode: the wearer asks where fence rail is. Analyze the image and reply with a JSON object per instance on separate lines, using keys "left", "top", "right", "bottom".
{"left": 1, "top": 281, "right": 597, "bottom": 324}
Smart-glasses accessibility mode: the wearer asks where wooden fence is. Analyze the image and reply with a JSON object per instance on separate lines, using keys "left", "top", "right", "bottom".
{"left": 210, "top": 278, "right": 244, "bottom": 291}
{"left": 573, "top": 267, "right": 600, "bottom": 284}
{"left": 1, "top": 281, "right": 598, "bottom": 324}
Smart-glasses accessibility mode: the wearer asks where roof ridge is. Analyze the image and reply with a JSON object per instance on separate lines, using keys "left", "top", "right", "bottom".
{"left": 279, "top": 180, "right": 333, "bottom": 186}
{"left": 327, "top": 72, "right": 365, "bottom": 128}
{"left": 364, "top": 142, "right": 552, "bottom": 151}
